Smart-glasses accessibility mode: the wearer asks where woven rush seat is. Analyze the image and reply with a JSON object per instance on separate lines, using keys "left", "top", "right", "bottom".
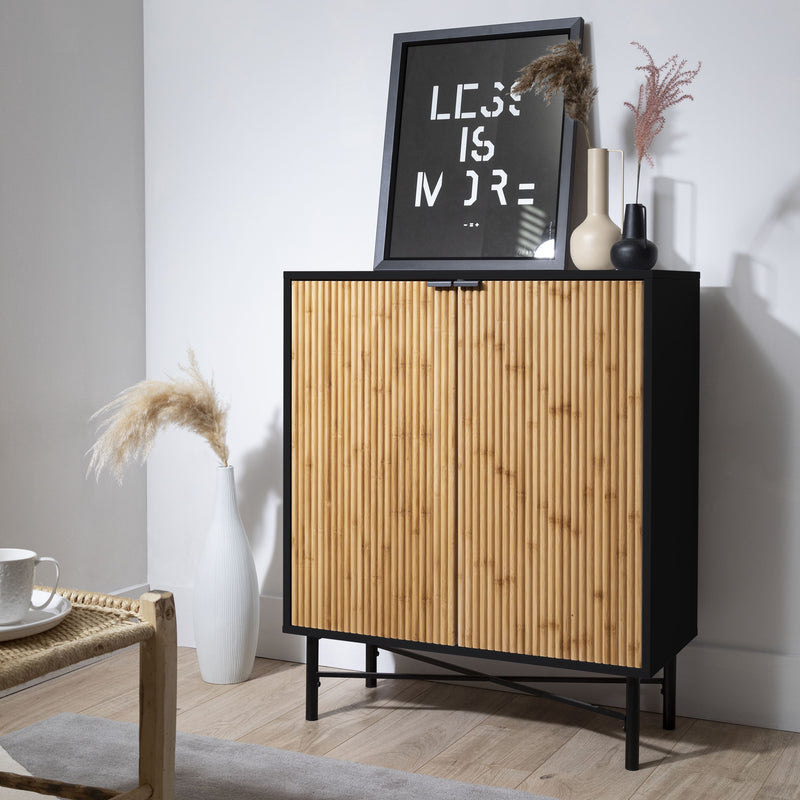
{"left": 0, "top": 588, "right": 176, "bottom": 800}
{"left": 0, "top": 588, "right": 155, "bottom": 692}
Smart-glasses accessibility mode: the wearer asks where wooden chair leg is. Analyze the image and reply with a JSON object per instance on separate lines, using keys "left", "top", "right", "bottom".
{"left": 137, "top": 592, "right": 177, "bottom": 800}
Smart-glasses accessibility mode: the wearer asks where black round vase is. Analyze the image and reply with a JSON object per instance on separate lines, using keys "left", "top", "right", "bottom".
{"left": 610, "top": 203, "right": 658, "bottom": 270}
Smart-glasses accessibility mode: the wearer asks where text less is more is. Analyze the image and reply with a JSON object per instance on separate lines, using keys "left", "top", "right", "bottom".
{"left": 415, "top": 82, "right": 535, "bottom": 208}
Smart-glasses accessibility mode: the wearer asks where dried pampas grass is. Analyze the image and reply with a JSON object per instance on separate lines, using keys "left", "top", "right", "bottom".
{"left": 512, "top": 40, "right": 597, "bottom": 148}
{"left": 88, "top": 349, "right": 229, "bottom": 484}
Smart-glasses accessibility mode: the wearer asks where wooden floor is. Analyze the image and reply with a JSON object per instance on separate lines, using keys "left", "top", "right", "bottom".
{"left": 1, "top": 647, "right": 798, "bottom": 800}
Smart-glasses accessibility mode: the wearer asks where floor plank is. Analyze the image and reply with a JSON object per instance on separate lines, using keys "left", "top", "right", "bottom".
{"left": 241, "top": 673, "right": 429, "bottom": 755}
{"left": 515, "top": 710, "right": 689, "bottom": 800}
{"left": 2, "top": 647, "right": 800, "bottom": 800}
{"left": 175, "top": 659, "right": 314, "bottom": 739}
{"left": 755, "top": 734, "right": 800, "bottom": 799}
{"left": 631, "top": 720, "right": 795, "bottom": 800}
{"left": 418, "top": 692, "right": 593, "bottom": 789}
{"left": 0, "top": 647, "right": 141, "bottom": 735}
{"left": 323, "top": 681, "right": 510, "bottom": 772}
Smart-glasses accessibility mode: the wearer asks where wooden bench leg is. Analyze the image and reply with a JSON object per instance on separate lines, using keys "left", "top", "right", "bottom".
{"left": 138, "top": 591, "right": 177, "bottom": 800}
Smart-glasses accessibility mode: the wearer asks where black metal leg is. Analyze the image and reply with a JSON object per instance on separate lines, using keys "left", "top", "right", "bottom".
{"left": 305, "top": 636, "right": 320, "bottom": 721}
{"left": 662, "top": 655, "right": 676, "bottom": 730}
{"left": 625, "top": 677, "right": 640, "bottom": 771}
{"left": 366, "top": 644, "right": 378, "bottom": 688}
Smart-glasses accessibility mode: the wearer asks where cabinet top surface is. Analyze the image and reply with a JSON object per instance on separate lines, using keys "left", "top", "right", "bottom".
{"left": 284, "top": 269, "right": 699, "bottom": 283}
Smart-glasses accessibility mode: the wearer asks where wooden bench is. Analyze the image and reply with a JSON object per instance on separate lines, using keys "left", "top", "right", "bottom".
{"left": 0, "top": 589, "right": 176, "bottom": 800}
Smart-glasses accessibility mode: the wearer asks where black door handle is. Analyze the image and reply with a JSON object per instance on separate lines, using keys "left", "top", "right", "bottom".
{"left": 426, "top": 279, "right": 483, "bottom": 290}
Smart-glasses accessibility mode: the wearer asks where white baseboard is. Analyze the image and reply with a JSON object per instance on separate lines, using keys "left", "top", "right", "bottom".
{"left": 271, "top": 634, "right": 800, "bottom": 734}
{"left": 677, "top": 643, "right": 800, "bottom": 732}
{"left": 112, "top": 583, "right": 151, "bottom": 600}
{"left": 167, "top": 585, "right": 800, "bottom": 734}
{"left": 167, "top": 585, "right": 304, "bottom": 663}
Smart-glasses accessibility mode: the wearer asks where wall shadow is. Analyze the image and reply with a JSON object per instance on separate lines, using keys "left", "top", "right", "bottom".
{"left": 696, "top": 256, "right": 798, "bottom": 722}
{"left": 235, "top": 408, "right": 284, "bottom": 597}
{"left": 652, "top": 175, "right": 697, "bottom": 270}
{"left": 749, "top": 173, "right": 800, "bottom": 250}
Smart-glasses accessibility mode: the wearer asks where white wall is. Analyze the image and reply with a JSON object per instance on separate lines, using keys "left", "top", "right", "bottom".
{"left": 0, "top": 1, "right": 147, "bottom": 594}
{"left": 143, "top": 0, "right": 800, "bottom": 731}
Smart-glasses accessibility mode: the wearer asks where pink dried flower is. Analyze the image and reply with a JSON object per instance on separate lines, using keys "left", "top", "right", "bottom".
{"left": 626, "top": 42, "right": 701, "bottom": 201}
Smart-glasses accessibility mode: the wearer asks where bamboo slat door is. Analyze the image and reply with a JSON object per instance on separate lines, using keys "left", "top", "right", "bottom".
{"left": 457, "top": 280, "right": 644, "bottom": 668}
{"left": 291, "top": 280, "right": 458, "bottom": 646}
{"left": 292, "top": 277, "right": 644, "bottom": 668}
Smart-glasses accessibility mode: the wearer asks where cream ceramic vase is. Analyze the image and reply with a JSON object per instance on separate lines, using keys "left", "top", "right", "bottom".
{"left": 194, "top": 465, "right": 260, "bottom": 684}
{"left": 570, "top": 148, "right": 621, "bottom": 270}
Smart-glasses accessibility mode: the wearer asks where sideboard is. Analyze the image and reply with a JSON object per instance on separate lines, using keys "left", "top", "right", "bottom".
{"left": 283, "top": 270, "right": 699, "bottom": 770}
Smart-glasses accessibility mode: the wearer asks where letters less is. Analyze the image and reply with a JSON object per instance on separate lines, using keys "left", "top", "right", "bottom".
{"left": 415, "top": 82, "right": 534, "bottom": 208}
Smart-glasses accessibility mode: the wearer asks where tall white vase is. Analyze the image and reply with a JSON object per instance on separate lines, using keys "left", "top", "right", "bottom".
{"left": 569, "top": 148, "right": 621, "bottom": 270}
{"left": 193, "top": 465, "right": 259, "bottom": 684}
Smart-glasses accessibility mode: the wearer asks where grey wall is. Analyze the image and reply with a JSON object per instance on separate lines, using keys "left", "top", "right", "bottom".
{"left": 0, "top": 1, "right": 147, "bottom": 593}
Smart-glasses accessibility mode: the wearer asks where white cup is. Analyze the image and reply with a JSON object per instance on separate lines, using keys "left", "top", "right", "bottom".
{"left": 0, "top": 548, "right": 60, "bottom": 625}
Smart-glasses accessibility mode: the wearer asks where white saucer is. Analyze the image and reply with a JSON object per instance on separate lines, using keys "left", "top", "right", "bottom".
{"left": 0, "top": 591, "right": 72, "bottom": 642}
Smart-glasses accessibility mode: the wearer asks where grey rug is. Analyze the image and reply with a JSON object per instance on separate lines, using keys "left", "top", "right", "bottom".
{"left": 0, "top": 714, "right": 555, "bottom": 800}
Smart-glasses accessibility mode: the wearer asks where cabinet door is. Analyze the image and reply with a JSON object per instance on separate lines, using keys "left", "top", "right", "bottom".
{"left": 291, "top": 280, "right": 458, "bottom": 645}
{"left": 457, "top": 280, "right": 644, "bottom": 668}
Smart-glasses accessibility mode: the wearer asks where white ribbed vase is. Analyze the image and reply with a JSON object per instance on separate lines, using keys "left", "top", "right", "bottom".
{"left": 193, "top": 465, "right": 259, "bottom": 684}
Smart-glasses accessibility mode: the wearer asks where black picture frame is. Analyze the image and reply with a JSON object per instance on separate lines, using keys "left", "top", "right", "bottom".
{"left": 374, "top": 17, "right": 583, "bottom": 272}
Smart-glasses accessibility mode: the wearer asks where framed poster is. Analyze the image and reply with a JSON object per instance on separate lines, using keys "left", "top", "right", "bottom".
{"left": 374, "top": 18, "right": 583, "bottom": 271}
